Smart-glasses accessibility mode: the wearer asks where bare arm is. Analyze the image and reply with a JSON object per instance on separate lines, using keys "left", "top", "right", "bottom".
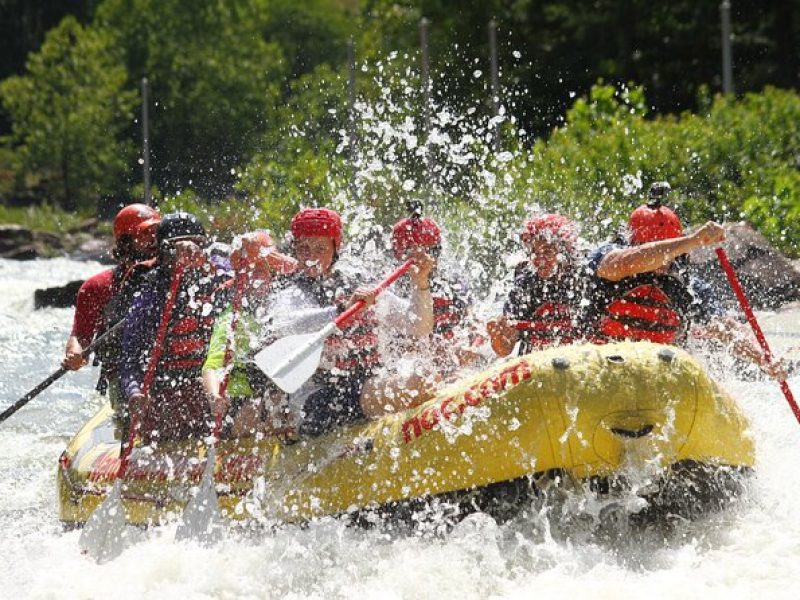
{"left": 405, "top": 285, "right": 433, "bottom": 337}
{"left": 358, "top": 250, "right": 435, "bottom": 338}
{"left": 202, "top": 369, "right": 221, "bottom": 398}
{"left": 202, "top": 369, "right": 230, "bottom": 419}
{"left": 694, "top": 317, "right": 789, "bottom": 379}
{"left": 597, "top": 221, "right": 726, "bottom": 281}
{"left": 405, "top": 250, "right": 435, "bottom": 337}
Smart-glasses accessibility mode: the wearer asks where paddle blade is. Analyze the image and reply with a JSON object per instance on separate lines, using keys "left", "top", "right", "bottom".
{"left": 79, "top": 481, "right": 129, "bottom": 563}
{"left": 254, "top": 329, "right": 329, "bottom": 394}
{"left": 175, "top": 444, "right": 222, "bottom": 544}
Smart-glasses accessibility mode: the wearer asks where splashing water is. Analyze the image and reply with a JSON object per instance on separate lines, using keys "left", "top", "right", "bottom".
{"left": 2, "top": 257, "right": 800, "bottom": 599}
{"left": 3, "top": 60, "right": 800, "bottom": 597}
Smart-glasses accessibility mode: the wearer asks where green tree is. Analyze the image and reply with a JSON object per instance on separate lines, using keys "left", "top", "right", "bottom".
{"left": 0, "top": 16, "right": 137, "bottom": 209}
{"left": 237, "top": 63, "right": 348, "bottom": 233}
{"left": 95, "top": 0, "right": 287, "bottom": 198}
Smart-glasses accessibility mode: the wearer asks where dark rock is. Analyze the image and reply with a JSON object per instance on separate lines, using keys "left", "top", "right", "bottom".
{"left": 0, "top": 224, "right": 34, "bottom": 253}
{"left": 32, "top": 230, "right": 65, "bottom": 249}
{"left": 2, "top": 244, "right": 38, "bottom": 260}
{"left": 690, "top": 222, "right": 800, "bottom": 310}
{"left": 71, "top": 237, "right": 112, "bottom": 263}
{"left": 34, "top": 279, "right": 84, "bottom": 309}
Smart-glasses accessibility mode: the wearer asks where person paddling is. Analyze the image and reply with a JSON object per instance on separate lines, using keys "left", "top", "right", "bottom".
{"left": 487, "top": 213, "right": 585, "bottom": 357}
{"left": 390, "top": 214, "right": 482, "bottom": 363}
{"left": 62, "top": 204, "right": 160, "bottom": 414}
{"left": 263, "top": 207, "right": 434, "bottom": 435}
{"left": 357, "top": 213, "right": 480, "bottom": 415}
{"left": 202, "top": 230, "right": 297, "bottom": 438}
{"left": 582, "top": 182, "right": 788, "bottom": 377}
{"left": 120, "top": 212, "right": 230, "bottom": 444}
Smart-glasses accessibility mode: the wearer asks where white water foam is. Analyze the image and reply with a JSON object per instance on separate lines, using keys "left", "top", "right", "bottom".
{"left": 1, "top": 257, "right": 800, "bottom": 599}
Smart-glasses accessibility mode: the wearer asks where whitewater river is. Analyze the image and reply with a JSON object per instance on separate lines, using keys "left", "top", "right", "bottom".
{"left": 1, "top": 257, "right": 799, "bottom": 599}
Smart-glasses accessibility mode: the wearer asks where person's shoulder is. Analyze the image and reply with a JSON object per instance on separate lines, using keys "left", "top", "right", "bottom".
{"left": 586, "top": 242, "right": 623, "bottom": 273}
{"left": 75, "top": 268, "right": 116, "bottom": 302}
{"left": 81, "top": 267, "right": 115, "bottom": 290}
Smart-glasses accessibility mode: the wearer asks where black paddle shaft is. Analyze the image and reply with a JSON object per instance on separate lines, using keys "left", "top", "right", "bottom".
{"left": 0, "top": 319, "right": 124, "bottom": 424}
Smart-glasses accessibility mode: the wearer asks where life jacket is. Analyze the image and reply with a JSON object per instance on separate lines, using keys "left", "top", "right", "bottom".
{"left": 291, "top": 270, "right": 381, "bottom": 376}
{"left": 431, "top": 275, "right": 470, "bottom": 341}
{"left": 95, "top": 259, "right": 156, "bottom": 392}
{"left": 151, "top": 268, "right": 230, "bottom": 392}
{"left": 587, "top": 270, "right": 694, "bottom": 345}
{"left": 516, "top": 302, "right": 577, "bottom": 352}
{"left": 504, "top": 263, "right": 581, "bottom": 355}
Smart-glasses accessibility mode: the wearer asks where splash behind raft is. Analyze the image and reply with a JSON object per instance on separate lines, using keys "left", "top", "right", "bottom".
{"left": 58, "top": 342, "right": 754, "bottom": 527}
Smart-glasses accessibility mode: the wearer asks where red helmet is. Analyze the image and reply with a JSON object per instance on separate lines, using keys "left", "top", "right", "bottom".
{"left": 391, "top": 217, "right": 441, "bottom": 259}
{"left": 113, "top": 204, "right": 160, "bottom": 241}
{"left": 629, "top": 204, "right": 682, "bottom": 244}
{"left": 522, "top": 214, "right": 577, "bottom": 247}
{"left": 291, "top": 208, "right": 343, "bottom": 251}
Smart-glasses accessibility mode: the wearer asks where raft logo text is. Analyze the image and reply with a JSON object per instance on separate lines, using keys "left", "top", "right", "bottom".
{"left": 402, "top": 359, "right": 533, "bottom": 443}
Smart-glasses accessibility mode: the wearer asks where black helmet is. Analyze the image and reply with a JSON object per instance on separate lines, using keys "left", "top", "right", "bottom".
{"left": 647, "top": 181, "right": 671, "bottom": 208}
{"left": 156, "top": 212, "right": 206, "bottom": 245}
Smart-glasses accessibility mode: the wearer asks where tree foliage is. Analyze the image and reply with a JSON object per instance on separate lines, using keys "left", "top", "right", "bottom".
{"left": 94, "top": 0, "right": 287, "bottom": 197}
{"left": 497, "top": 84, "right": 800, "bottom": 256}
{"left": 0, "top": 16, "right": 136, "bottom": 209}
{"left": 0, "top": 0, "right": 797, "bottom": 259}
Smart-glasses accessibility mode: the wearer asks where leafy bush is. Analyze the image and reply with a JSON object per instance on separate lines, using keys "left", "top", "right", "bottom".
{"left": 0, "top": 202, "right": 96, "bottom": 232}
{"left": 0, "top": 17, "right": 137, "bottom": 210}
{"left": 499, "top": 84, "right": 800, "bottom": 256}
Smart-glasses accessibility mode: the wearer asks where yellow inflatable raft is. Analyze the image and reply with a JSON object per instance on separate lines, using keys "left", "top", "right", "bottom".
{"left": 58, "top": 341, "right": 754, "bottom": 527}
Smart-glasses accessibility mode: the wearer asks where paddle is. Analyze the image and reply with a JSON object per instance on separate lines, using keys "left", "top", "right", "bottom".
{"left": 0, "top": 319, "right": 125, "bottom": 425}
{"left": 255, "top": 259, "right": 415, "bottom": 394}
{"left": 80, "top": 266, "right": 185, "bottom": 562}
{"left": 175, "top": 276, "right": 245, "bottom": 543}
{"left": 716, "top": 247, "right": 800, "bottom": 424}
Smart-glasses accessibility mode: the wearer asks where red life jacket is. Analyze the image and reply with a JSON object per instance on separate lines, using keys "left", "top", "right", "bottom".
{"left": 432, "top": 295, "right": 461, "bottom": 340}
{"left": 153, "top": 272, "right": 229, "bottom": 389}
{"left": 431, "top": 275, "right": 470, "bottom": 341}
{"left": 591, "top": 273, "right": 693, "bottom": 344}
{"left": 504, "top": 263, "right": 581, "bottom": 354}
{"left": 517, "top": 301, "right": 577, "bottom": 350}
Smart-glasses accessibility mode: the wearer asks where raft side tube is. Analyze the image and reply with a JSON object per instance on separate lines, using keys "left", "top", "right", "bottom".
{"left": 58, "top": 342, "right": 755, "bottom": 526}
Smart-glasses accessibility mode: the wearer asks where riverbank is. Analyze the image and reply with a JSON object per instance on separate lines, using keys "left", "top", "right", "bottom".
{"left": 0, "top": 222, "right": 111, "bottom": 262}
